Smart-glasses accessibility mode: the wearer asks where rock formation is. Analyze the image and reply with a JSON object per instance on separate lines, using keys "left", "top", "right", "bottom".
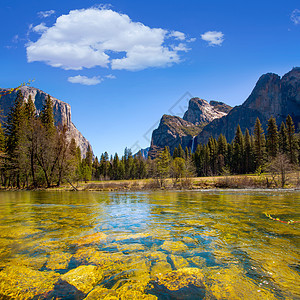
{"left": 0, "top": 86, "right": 91, "bottom": 156}
{"left": 195, "top": 67, "right": 300, "bottom": 146}
{"left": 183, "top": 98, "right": 231, "bottom": 125}
{"left": 148, "top": 99, "right": 232, "bottom": 157}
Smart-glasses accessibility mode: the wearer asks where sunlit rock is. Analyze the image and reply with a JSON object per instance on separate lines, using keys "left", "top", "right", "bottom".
{"left": 72, "top": 232, "right": 107, "bottom": 246}
{"left": 0, "top": 265, "right": 59, "bottom": 299}
{"left": 160, "top": 240, "right": 188, "bottom": 253}
{"left": 187, "top": 256, "right": 206, "bottom": 268}
{"left": 150, "top": 261, "right": 172, "bottom": 278}
{"left": 209, "top": 266, "right": 277, "bottom": 300}
{"left": 182, "top": 236, "right": 199, "bottom": 245}
{"left": 169, "top": 254, "right": 189, "bottom": 269}
{"left": 84, "top": 286, "right": 118, "bottom": 299}
{"left": 114, "top": 233, "right": 151, "bottom": 242}
{"left": 117, "top": 243, "right": 145, "bottom": 252}
{"left": 61, "top": 265, "right": 103, "bottom": 294}
{"left": 148, "top": 267, "right": 211, "bottom": 299}
{"left": 46, "top": 252, "right": 72, "bottom": 270}
{"left": 144, "top": 251, "right": 168, "bottom": 262}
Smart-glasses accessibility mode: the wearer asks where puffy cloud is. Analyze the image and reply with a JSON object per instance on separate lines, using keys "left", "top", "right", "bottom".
{"left": 27, "top": 8, "right": 191, "bottom": 71}
{"left": 201, "top": 31, "right": 224, "bottom": 46}
{"left": 291, "top": 9, "right": 300, "bottom": 25}
{"left": 38, "top": 10, "right": 55, "bottom": 18}
{"left": 33, "top": 23, "right": 48, "bottom": 33}
{"left": 169, "top": 31, "right": 186, "bottom": 40}
{"left": 68, "top": 75, "right": 103, "bottom": 85}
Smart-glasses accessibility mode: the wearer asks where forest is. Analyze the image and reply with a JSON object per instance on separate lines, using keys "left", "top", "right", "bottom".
{"left": 0, "top": 90, "right": 299, "bottom": 189}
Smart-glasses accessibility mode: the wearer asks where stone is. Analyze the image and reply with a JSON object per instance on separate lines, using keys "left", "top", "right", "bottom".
{"left": 61, "top": 265, "right": 103, "bottom": 294}
{"left": 73, "top": 232, "right": 107, "bottom": 247}
{"left": 46, "top": 252, "right": 72, "bottom": 270}
{"left": 160, "top": 241, "right": 188, "bottom": 253}
{"left": 0, "top": 265, "right": 59, "bottom": 299}
{"left": 169, "top": 254, "right": 189, "bottom": 269}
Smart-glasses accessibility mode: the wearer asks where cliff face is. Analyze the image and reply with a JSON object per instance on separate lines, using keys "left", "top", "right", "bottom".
{"left": 148, "top": 115, "right": 203, "bottom": 158}
{"left": 183, "top": 98, "right": 230, "bottom": 124}
{"left": 0, "top": 86, "right": 91, "bottom": 156}
{"left": 148, "top": 98, "right": 232, "bottom": 157}
{"left": 196, "top": 68, "right": 300, "bottom": 146}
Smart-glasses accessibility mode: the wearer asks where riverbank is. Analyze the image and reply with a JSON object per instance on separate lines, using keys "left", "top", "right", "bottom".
{"left": 59, "top": 172, "right": 300, "bottom": 192}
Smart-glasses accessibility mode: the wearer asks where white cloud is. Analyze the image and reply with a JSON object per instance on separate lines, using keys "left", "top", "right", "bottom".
{"left": 27, "top": 8, "right": 191, "bottom": 71}
{"left": 291, "top": 9, "right": 300, "bottom": 25}
{"left": 105, "top": 74, "right": 116, "bottom": 79}
{"left": 33, "top": 23, "right": 48, "bottom": 33}
{"left": 201, "top": 31, "right": 224, "bottom": 46}
{"left": 68, "top": 75, "right": 103, "bottom": 85}
{"left": 172, "top": 43, "right": 190, "bottom": 52}
{"left": 38, "top": 10, "right": 55, "bottom": 18}
{"left": 169, "top": 31, "right": 186, "bottom": 41}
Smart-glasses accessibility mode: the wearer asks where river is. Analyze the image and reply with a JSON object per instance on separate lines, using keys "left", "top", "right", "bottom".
{"left": 0, "top": 190, "right": 299, "bottom": 299}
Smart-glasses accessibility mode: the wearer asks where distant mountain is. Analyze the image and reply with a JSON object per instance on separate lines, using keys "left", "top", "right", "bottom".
{"left": 195, "top": 67, "right": 300, "bottom": 147}
{"left": 148, "top": 99, "right": 232, "bottom": 158}
{"left": 134, "top": 147, "right": 150, "bottom": 159}
{"left": 0, "top": 86, "right": 92, "bottom": 157}
{"left": 147, "top": 67, "right": 300, "bottom": 157}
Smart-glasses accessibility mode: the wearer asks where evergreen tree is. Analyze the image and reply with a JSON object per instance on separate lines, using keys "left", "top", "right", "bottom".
{"left": 156, "top": 146, "right": 171, "bottom": 186}
{"left": 266, "top": 117, "right": 279, "bottom": 158}
{"left": 279, "top": 122, "right": 288, "bottom": 153}
{"left": 253, "top": 117, "right": 266, "bottom": 170}
{"left": 177, "top": 144, "right": 185, "bottom": 158}
{"left": 232, "top": 125, "right": 244, "bottom": 173}
{"left": 286, "top": 115, "right": 298, "bottom": 164}
{"left": 40, "top": 95, "right": 55, "bottom": 135}
{"left": 244, "top": 129, "right": 254, "bottom": 173}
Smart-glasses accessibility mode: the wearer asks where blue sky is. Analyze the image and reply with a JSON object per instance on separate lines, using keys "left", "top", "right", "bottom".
{"left": 1, "top": 0, "right": 300, "bottom": 157}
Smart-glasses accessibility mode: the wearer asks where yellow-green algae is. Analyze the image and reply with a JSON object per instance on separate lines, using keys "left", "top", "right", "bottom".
{"left": 0, "top": 190, "right": 298, "bottom": 299}
{"left": 0, "top": 265, "right": 59, "bottom": 299}
{"left": 61, "top": 265, "right": 103, "bottom": 294}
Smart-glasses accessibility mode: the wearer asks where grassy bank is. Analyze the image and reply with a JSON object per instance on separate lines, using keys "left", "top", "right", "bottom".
{"left": 60, "top": 172, "right": 300, "bottom": 191}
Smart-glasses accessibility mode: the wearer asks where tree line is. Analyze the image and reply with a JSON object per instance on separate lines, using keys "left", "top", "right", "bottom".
{"left": 0, "top": 91, "right": 94, "bottom": 188}
{"left": 91, "top": 116, "right": 299, "bottom": 186}
{"left": 0, "top": 91, "right": 299, "bottom": 188}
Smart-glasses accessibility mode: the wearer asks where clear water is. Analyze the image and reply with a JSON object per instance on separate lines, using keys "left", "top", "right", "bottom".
{"left": 0, "top": 190, "right": 299, "bottom": 299}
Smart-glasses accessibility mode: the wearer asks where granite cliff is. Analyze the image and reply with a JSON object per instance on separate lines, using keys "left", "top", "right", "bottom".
{"left": 148, "top": 67, "right": 300, "bottom": 157}
{"left": 195, "top": 67, "right": 300, "bottom": 146}
{"left": 148, "top": 99, "right": 231, "bottom": 158}
{"left": 0, "top": 86, "right": 91, "bottom": 156}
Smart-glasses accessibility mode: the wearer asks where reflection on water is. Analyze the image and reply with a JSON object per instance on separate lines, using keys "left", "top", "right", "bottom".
{"left": 0, "top": 190, "right": 299, "bottom": 299}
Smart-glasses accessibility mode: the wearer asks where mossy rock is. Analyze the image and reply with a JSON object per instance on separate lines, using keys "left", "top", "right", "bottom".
{"left": 72, "top": 232, "right": 107, "bottom": 247}
{"left": 150, "top": 261, "right": 172, "bottom": 278}
{"left": 61, "top": 265, "right": 103, "bottom": 294}
{"left": 0, "top": 265, "right": 59, "bottom": 299}
{"left": 46, "top": 252, "right": 72, "bottom": 270}
{"left": 169, "top": 254, "right": 189, "bottom": 269}
{"left": 160, "top": 241, "right": 188, "bottom": 253}
{"left": 84, "top": 287, "right": 118, "bottom": 299}
{"left": 145, "top": 251, "right": 168, "bottom": 262}
{"left": 148, "top": 268, "right": 213, "bottom": 299}
{"left": 114, "top": 233, "right": 151, "bottom": 242}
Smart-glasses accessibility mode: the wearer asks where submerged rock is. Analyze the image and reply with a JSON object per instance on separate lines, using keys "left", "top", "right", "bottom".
{"left": 46, "top": 252, "right": 72, "bottom": 270}
{"left": 169, "top": 254, "right": 189, "bottom": 269}
{"left": 160, "top": 241, "right": 188, "bottom": 253}
{"left": 150, "top": 261, "right": 172, "bottom": 278}
{"left": 148, "top": 267, "right": 212, "bottom": 299}
{"left": 61, "top": 265, "right": 103, "bottom": 294}
{"left": 0, "top": 265, "right": 59, "bottom": 299}
{"left": 73, "top": 232, "right": 107, "bottom": 247}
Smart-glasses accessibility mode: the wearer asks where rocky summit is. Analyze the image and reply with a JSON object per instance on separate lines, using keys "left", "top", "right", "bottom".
{"left": 148, "top": 67, "right": 300, "bottom": 157}
{"left": 0, "top": 86, "right": 91, "bottom": 156}
{"left": 148, "top": 98, "right": 232, "bottom": 158}
{"left": 195, "top": 67, "right": 300, "bottom": 146}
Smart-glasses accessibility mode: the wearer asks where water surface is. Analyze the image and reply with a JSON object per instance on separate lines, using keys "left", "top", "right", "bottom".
{"left": 0, "top": 190, "right": 299, "bottom": 299}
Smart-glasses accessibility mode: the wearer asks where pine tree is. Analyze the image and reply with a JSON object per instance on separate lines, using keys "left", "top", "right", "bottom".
{"left": 40, "top": 95, "right": 55, "bottom": 135}
{"left": 279, "top": 122, "right": 288, "bottom": 153}
{"left": 244, "top": 129, "right": 254, "bottom": 173}
{"left": 253, "top": 117, "right": 266, "bottom": 170}
{"left": 232, "top": 125, "right": 245, "bottom": 173}
{"left": 266, "top": 117, "right": 279, "bottom": 158}
{"left": 156, "top": 146, "right": 171, "bottom": 187}
{"left": 177, "top": 144, "right": 185, "bottom": 158}
{"left": 286, "top": 115, "right": 298, "bottom": 164}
